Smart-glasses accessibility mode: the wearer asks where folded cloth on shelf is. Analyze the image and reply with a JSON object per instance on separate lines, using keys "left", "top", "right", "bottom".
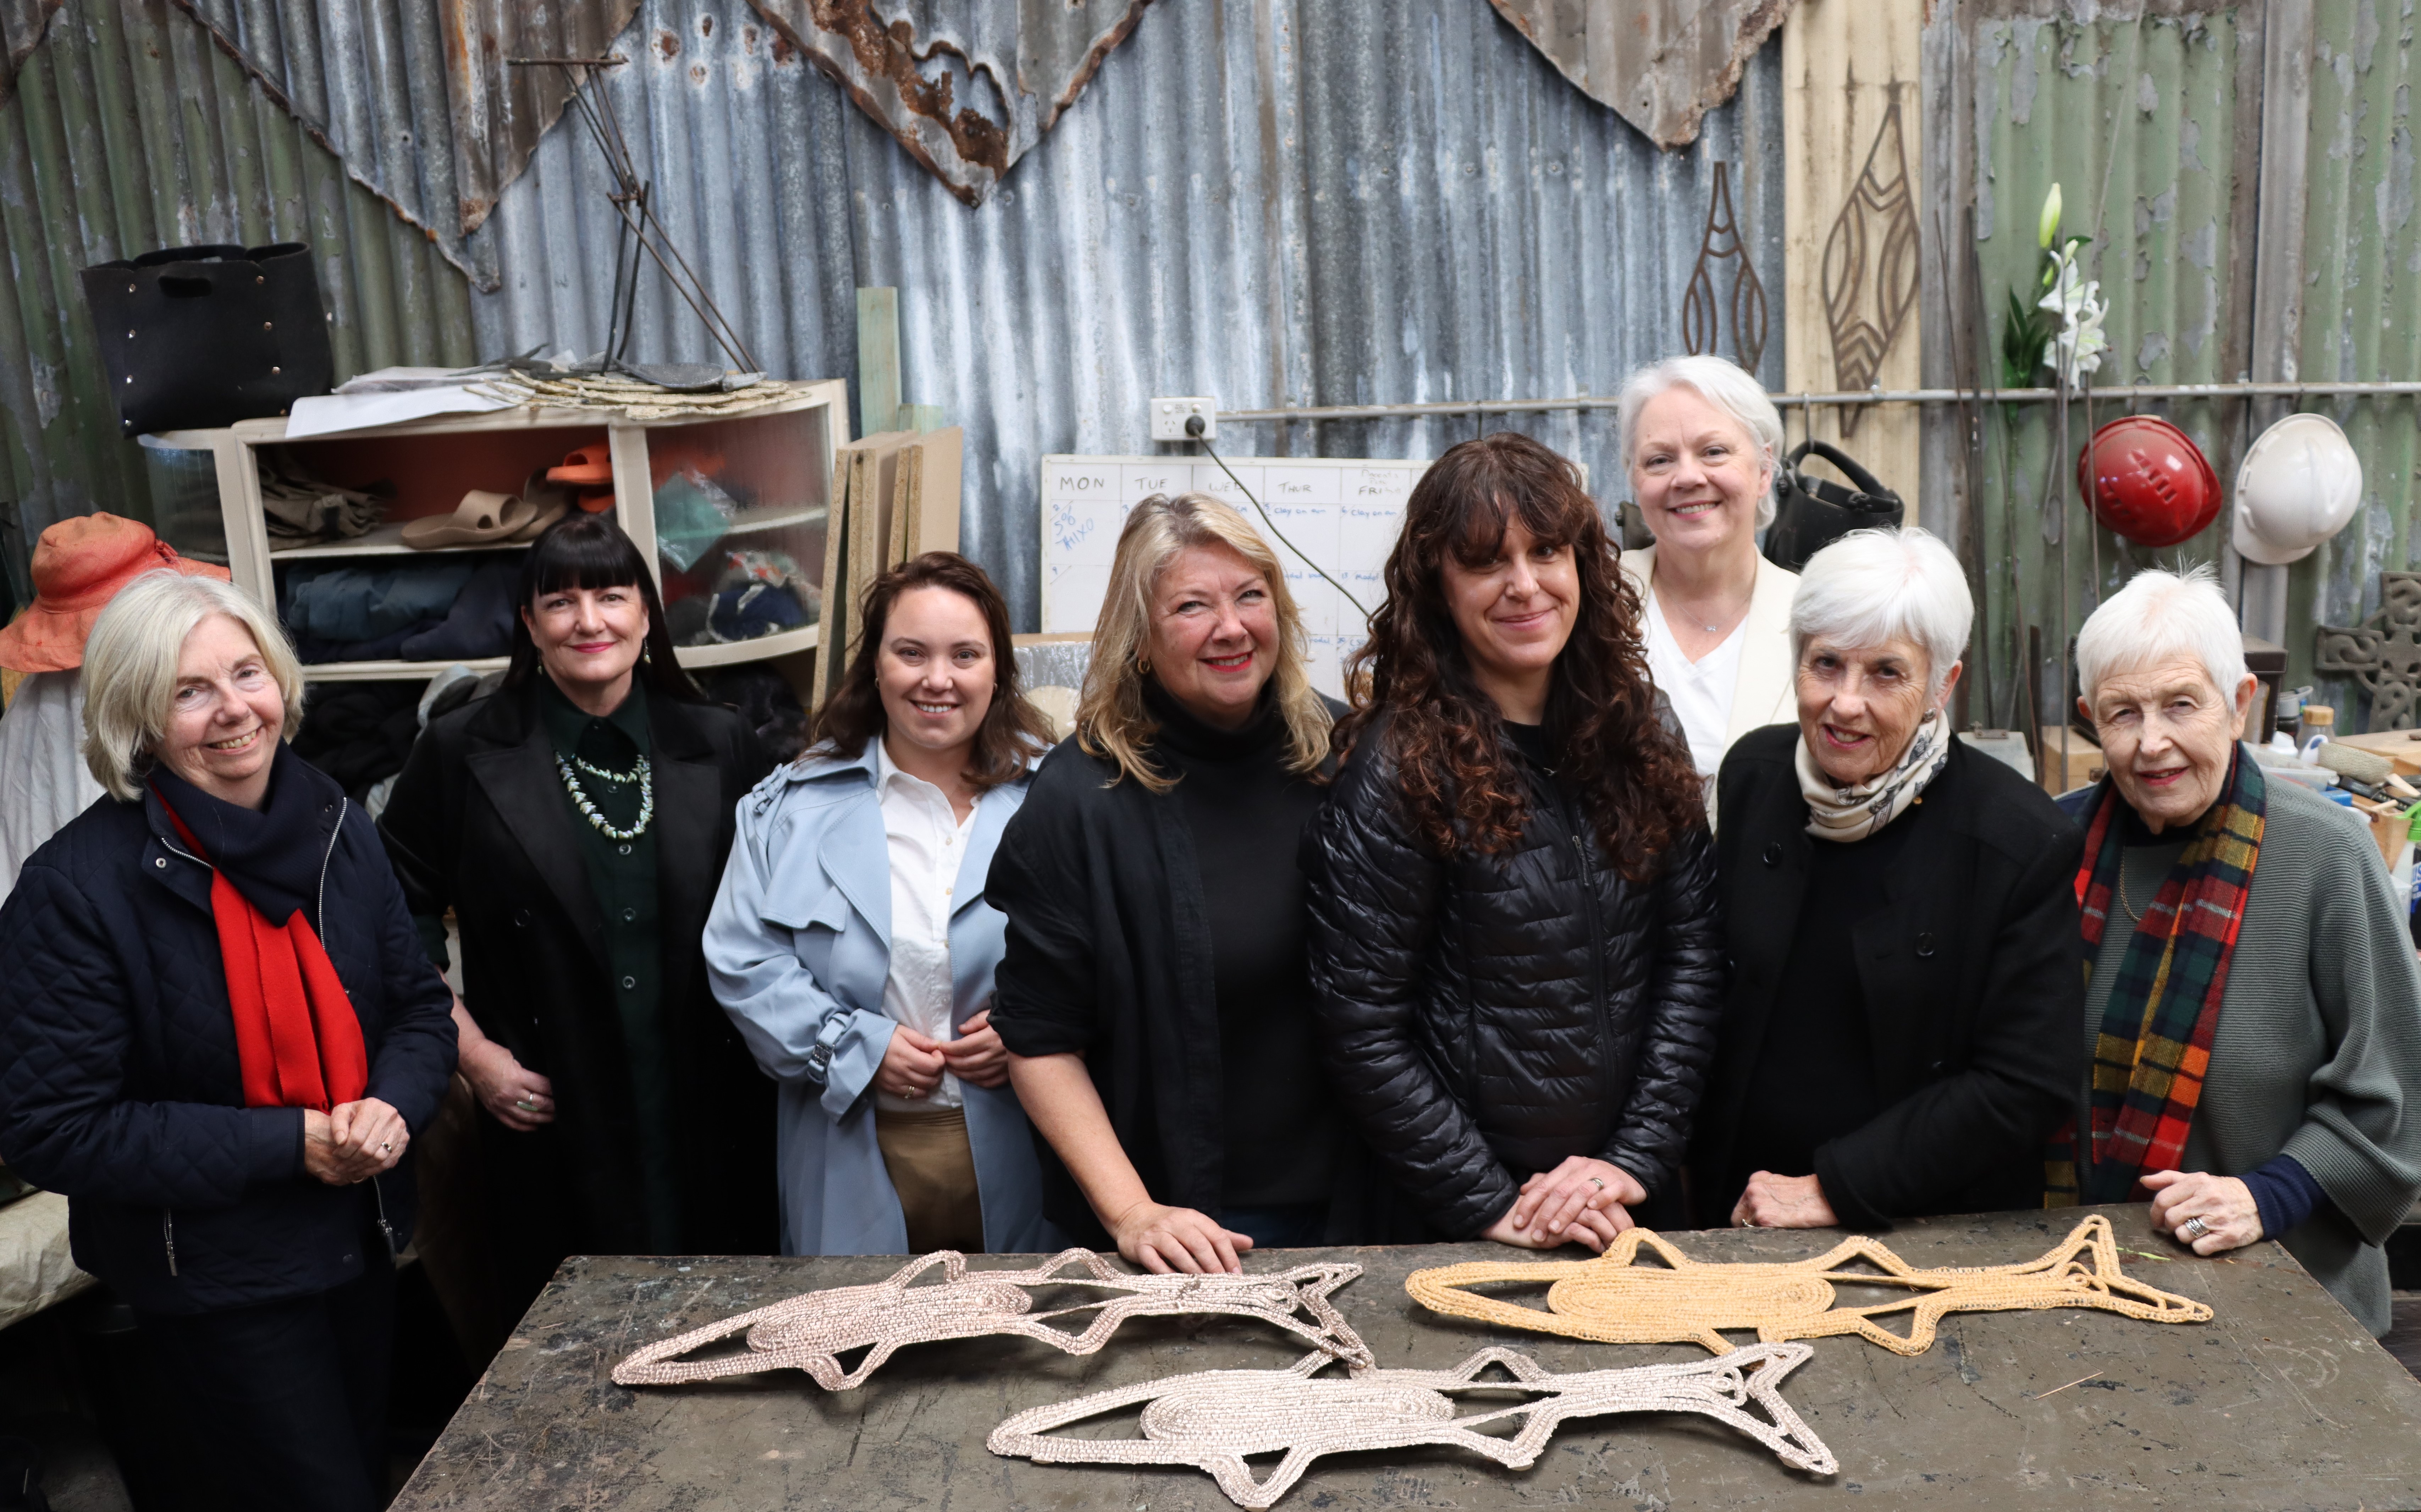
{"left": 290, "top": 616, "right": 445, "bottom": 666}
{"left": 654, "top": 468, "right": 739, "bottom": 572}
{"left": 398, "top": 558, "right": 519, "bottom": 662}
{"left": 258, "top": 452, "right": 387, "bottom": 542}
{"left": 281, "top": 561, "right": 474, "bottom": 643}
{"left": 706, "top": 581, "right": 807, "bottom": 643}
{"left": 292, "top": 682, "right": 424, "bottom": 795}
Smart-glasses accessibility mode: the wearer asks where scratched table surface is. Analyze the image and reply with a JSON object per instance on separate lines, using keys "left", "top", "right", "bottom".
{"left": 393, "top": 1203, "right": 2421, "bottom": 1511}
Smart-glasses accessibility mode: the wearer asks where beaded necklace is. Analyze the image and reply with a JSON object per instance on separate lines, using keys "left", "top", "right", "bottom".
{"left": 555, "top": 749, "right": 653, "bottom": 841}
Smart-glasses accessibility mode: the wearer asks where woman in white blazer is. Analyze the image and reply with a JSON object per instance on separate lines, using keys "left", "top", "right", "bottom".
{"left": 1615, "top": 355, "right": 1800, "bottom": 796}
{"left": 705, "top": 553, "right": 1066, "bottom": 1256}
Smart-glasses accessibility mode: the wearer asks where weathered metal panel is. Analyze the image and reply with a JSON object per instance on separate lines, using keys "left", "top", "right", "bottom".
{"left": 0, "top": 0, "right": 477, "bottom": 556}
{"left": 469, "top": 0, "right": 1786, "bottom": 630}
{"left": 743, "top": 0, "right": 1154, "bottom": 208}
{"left": 1959, "top": 5, "right": 2261, "bottom": 732}
{"left": 1489, "top": 0, "right": 1794, "bottom": 149}
{"left": 2287, "top": 0, "right": 2421, "bottom": 727}
{"left": 0, "top": 0, "right": 61, "bottom": 106}
{"left": 441, "top": 0, "right": 642, "bottom": 234}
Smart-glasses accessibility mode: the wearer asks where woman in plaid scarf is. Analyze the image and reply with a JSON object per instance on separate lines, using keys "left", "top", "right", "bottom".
{"left": 2050, "top": 566, "right": 2421, "bottom": 1335}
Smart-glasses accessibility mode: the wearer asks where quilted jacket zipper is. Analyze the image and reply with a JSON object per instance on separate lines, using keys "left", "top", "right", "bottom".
{"left": 162, "top": 1209, "right": 177, "bottom": 1276}
{"left": 370, "top": 1177, "right": 397, "bottom": 1256}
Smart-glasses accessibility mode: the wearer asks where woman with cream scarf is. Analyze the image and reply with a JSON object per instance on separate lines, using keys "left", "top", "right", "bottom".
{"left": 1686, "top": 528, "right": 2085, "bottom": 1230}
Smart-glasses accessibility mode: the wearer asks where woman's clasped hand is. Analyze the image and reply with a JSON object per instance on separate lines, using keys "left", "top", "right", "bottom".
{"left": 1488, "top": 1158, "right": 1647, "bottom": 1251}
{"left": 301, "top": 1099, "right": 410, "bottom": 1185}
{"left": 873, "top": 1009, "right": 1014, "bottom": 1101}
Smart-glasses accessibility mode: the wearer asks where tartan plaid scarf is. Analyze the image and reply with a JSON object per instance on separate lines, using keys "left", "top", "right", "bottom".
{"left": 2044, "top": 745, "right": 2264, "bottom": 1205}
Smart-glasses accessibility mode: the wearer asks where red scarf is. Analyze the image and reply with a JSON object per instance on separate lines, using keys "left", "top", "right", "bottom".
{"left": 157, "top": 796, "right": 368, "bottom": 1113}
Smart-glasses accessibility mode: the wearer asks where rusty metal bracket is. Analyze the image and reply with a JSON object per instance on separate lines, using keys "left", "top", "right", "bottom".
{"left": 2318, "top": 573, "right": 2421, "bottom": 732}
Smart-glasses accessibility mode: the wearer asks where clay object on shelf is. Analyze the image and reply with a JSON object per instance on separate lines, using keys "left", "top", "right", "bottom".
{"left": 988, "top": 1342, "right": 1836, "bottom": 1508}
{"left": 611, "top": 1248, "right": 1373, "bottom": 1392}
{"left": 1405, "top": 1214, "right": 2210, "bottom": 1357}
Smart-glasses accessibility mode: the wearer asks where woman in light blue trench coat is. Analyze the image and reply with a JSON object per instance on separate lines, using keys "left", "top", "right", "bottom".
{"left": 704, "top": 554, "right": 1064, "bottom": 1256}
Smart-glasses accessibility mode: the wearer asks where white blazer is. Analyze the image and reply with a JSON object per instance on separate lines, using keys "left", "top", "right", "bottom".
{"left": 1621, "top": 541, "right": 1801, "bottom": 767}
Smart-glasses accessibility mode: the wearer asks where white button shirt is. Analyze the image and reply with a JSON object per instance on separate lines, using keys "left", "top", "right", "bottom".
{"left": 873, "top": 740, "right": 980, "bottom": 1112}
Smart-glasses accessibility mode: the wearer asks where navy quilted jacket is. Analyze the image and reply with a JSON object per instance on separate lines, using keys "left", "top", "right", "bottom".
{"left": 0, "top": 784, "right": 456, "bottom": 1314}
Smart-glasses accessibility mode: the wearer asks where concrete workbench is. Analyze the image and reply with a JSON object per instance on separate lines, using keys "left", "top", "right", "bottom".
{"left": 394, "top": 1204, "right": 2421, "bottom": 1510}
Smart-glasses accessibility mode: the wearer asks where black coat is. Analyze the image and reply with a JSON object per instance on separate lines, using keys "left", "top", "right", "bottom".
{"left": 986, "top": 727, "right": 1396, "bottom": 1245}
{"left": 376, "top": 679, "right": 775, "bottom": 1286}
{"left": 1299, "top": 719, "right": 1725, "bottom": 1238}
{"left": 0, "top": 780, "right": 456, "bottom": 1315}
{"left": 1690, "top": 724, "right": 2085, "bottom": 1226}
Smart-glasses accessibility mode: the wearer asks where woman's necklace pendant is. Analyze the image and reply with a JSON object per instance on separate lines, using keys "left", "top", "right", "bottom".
{"left": 555, "top": 750, "right": 654, "bottom": 841}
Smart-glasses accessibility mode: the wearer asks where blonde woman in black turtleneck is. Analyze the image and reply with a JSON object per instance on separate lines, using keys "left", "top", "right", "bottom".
{"left": 988, "top": 491, "right": 1385, "bottom": 1273}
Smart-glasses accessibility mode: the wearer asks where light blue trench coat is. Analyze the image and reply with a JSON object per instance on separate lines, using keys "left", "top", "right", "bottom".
{"left": 704, "top": 742, "right": 1063, "bottom": 1256}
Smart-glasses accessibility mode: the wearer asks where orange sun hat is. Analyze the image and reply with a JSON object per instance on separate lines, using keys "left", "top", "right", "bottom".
{"left": 0, "top": 513, "right": 231, "bottom": 674}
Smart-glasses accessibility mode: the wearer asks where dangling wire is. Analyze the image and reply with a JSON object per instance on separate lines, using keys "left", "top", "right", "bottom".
{"left": 1192, "top": 428, "right": 1371, "bottom": 620}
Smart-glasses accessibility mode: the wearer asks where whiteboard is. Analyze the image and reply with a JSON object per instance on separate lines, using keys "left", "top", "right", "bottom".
{"left": 1040, "top": 455, "right": 1428, "bottom": 699}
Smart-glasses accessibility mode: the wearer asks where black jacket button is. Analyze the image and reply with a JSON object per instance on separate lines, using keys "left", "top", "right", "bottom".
{"left": 1928, "top": 1059, "right": 1947, "bottom": 1076}
{"left": 514, "top": 909, "right": 532, "bottom": 928}
{"left": 1914, "top": 932, "right": 1936, "bottom": 958}
{"left": 1762, "top": 842, "right": 1783, "bottom": 867}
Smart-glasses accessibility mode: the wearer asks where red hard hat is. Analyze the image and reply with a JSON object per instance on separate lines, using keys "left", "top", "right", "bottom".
{"left": 2077, "top": 416, "right": 2220, "bottom": 547}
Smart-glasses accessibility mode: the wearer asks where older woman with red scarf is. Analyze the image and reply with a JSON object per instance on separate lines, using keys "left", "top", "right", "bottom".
{"left": 0, "top": 571, "right": 456, "bottom": 1512}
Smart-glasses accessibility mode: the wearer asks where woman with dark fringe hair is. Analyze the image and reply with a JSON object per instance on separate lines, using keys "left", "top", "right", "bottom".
{"left": 1301, "top": 431, "right": 1724, "bottom": 1250}
{"left": 379, "top": 512, "right": 777, "bottom": 1328}
{"left": 705, "top": 552, "right": 1064, "bottom": 1256}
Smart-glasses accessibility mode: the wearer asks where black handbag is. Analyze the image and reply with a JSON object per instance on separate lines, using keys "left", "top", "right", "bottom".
{"left": 1763, "top": 440, "right": 1904, "bottom": 573}
{"left": 78, "top": 243, "right": 335, "bottom": 435}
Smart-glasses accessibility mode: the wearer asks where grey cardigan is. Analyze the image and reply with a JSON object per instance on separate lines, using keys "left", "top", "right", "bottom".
{"left": 2066, "top": 762, "right": 2421, "bottom": 1335}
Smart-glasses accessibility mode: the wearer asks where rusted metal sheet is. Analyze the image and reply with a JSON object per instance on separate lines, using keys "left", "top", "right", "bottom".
{"left": 741, "top": 0, "right": 1150, "bottom": 206}
{"left": 0, "top": 0, "right": 62, "bottom": 106}
{"left": 1489, "top": 0, "right": 1796, "bottom": 148}
{"left": 442, "top": 0, "right": 641, "bottom": 234}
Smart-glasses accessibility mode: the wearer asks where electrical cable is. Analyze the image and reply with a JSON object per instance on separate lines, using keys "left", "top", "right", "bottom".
{"left": 1188, "top": 416, "right": 1372, "bottom": 620}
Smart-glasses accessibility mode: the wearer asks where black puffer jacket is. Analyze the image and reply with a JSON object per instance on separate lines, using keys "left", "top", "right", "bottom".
{"left": 1301, "top": 720, "right": 1724, "bottom": 1237}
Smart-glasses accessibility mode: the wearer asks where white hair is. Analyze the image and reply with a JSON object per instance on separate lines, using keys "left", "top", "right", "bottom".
{"left": 1789, "top": 526, "right": 1973, "bottom": 699}
{"left": 2075, "top": 564, "right": 2249, "bottom": 707}
{"left": 1615, "top": 354, "right": 1785, "bottom": 529}
{"left": 82, "top": 572, "right": 305, "bottom": 801}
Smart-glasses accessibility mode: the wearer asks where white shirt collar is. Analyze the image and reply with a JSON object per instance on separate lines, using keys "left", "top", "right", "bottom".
{"left": 874, "top": 736, "right": 972, "bottom": 813}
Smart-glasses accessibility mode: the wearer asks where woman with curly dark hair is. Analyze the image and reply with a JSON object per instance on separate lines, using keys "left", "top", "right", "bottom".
{"left": 1301, "top": 430, "right": 1723, "bottom": 1250}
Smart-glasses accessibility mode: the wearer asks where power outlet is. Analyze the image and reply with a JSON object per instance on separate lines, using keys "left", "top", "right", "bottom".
{"left": 1149, "top": 397, "right": 1217, "bottom": 442}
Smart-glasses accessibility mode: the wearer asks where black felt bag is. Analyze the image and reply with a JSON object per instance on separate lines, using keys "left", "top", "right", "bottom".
{"left": 78, "top": 242, "right": 333, "bottom": 435}
{"left": 1763, "top": 440, "right": 1904, "bottom": 573}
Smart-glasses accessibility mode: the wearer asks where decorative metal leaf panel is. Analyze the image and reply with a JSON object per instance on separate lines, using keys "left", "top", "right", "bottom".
{"left": 1486, "top": 0, "right": 1795, "bottom": 148}
{"left": 2317, "top": 573, "right": 2421, "bottom": 733}
{"left": 1820, "top": 96, "right": 1917, "bottom": 437}
{"left": 1683, "top": 161, "right": 1769, "bottom": 374}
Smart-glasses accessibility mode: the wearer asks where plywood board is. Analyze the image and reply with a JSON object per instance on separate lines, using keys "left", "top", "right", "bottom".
{"left": 900, "top": 427, "right": 963, "bottom": 558}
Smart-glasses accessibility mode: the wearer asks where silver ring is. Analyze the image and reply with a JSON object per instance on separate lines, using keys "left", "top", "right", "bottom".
{"left": 1589, "top": 1177, "right": 1605, "bottom": 1191}
{"left": 2181, "top": 1216, "right": 2210, "bottom": 1241}
{"left": 515, "top": 1098, "right": 537, "bottom": 1111}
{"left": 379, "top": 1141, "right": 392, "bottom": 1153}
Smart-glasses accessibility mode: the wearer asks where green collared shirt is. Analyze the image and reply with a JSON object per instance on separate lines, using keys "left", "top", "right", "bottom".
{"left": 538, "top": 676, "right": 679, "bottom": 1251}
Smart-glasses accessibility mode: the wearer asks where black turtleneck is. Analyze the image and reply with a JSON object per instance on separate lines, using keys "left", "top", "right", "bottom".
{"left": 1143, "top": 679, "right": 1337, "bottom": 1209}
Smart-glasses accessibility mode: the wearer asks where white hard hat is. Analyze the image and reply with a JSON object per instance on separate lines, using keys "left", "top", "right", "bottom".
{"left": 2232, "top": 413, "right": 2362, "bottom": 565}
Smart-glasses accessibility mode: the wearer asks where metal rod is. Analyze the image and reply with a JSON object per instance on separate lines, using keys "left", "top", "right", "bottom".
{"left": 1217, "top": 380, "right": 2421, "bottom": 423}
{"left": 506, "top": 55, "right": 628, "bottom": 66}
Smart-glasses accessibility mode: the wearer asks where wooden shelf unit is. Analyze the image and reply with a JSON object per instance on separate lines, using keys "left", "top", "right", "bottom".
{"left": 186, "top": 382, "right": 846, "bottom": 681}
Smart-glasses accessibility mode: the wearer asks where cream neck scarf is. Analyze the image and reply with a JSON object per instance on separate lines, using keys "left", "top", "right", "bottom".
{"left": 1795, "top": 707, "right": 1951, "bottom": 843}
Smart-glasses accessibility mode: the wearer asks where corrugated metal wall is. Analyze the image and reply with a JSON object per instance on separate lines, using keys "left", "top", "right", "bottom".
{"left": 2292, "top": 0, "right": 2421, "bottom": 720}
{"left": 1960, "top": 5, "right": 2261, "bottom": 733}
{"left": 0, "top": 0, "right": 478, "bottom": 600}
{"left": 467, "top": 0, "right": 1787, "bottom": 628}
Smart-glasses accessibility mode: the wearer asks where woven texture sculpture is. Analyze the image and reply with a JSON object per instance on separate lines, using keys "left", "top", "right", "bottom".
{"left": 1405, "top": 1215, "right": 2210, "bottom": 1356}
{"left": 612, "top": 1249, "right": 1372, "bottom": 1391}
{"left": 988, "top": 1343, "right": 1837, "bottom": 1507}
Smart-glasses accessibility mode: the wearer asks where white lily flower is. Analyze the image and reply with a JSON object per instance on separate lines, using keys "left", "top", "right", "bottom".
{"left": 2037, "top": 248, "right": 2108, "bottom": 385}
